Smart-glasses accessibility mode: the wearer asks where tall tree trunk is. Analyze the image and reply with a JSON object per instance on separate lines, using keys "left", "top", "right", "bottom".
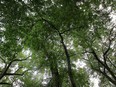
{"left": 59, "top": 33, "right": 76, "bottom": 87}
{"left": 44, "top": 48, "right": 61, "bottom": 87}
{"left": 42, "top": 18, "right": 76, "bottom": 87}
{"left": 50, "top": 60, "right": 61, "bottom": 87}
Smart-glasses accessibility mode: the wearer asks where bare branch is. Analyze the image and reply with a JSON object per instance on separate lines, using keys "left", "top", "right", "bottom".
{"left": 0, "top": 82, "right": 11, "bottom": 85}
{"left": 94, "top": 68, "right": 116, "bottom": 85}
{"left": 0, "top": 56, "right": 30, "bottom": 80}
{"left": 91, "top": 48, "right": 116, "bottom": 81}
{"left": 0, "top": 61, "right": 12, "bottom": 80}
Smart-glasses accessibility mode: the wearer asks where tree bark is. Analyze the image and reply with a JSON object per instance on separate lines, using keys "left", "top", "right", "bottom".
{"left": 50, "top": 60, "right": 61, "bottom": 87}
{"left": 44, "top": 48, "right": 61, "bottom": 87}
{"left": 59, "top": 33, "right": 76, "bottom": 87}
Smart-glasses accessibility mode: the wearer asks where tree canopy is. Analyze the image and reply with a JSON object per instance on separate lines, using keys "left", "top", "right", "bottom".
{"left": 0, "top": 0, "right": 116, "bottom": 87}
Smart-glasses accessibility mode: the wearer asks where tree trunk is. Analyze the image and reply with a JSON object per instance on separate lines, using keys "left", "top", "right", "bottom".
{"left": 59, "top": 33, "right": 76, "bottom": 87}
{"left": 50, "top": 61, "right": 61, "bottom": 87}
{"left": 44, "top": 49, "right": 61, "bottom": 87}
{"left": 42, "top": 18, "right": 76, "bottom": 87}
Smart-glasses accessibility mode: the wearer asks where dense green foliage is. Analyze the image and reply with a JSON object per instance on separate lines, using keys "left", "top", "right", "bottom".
{"left": 0, "top": 0, "right": 116, "bottom": 87}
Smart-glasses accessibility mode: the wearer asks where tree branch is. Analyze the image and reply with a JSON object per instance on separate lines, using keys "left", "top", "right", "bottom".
{"left": 0, "top": 56, "right": 29, "bottom": 80}
{"left": 91, "top": 48, "right": 116, "bottom": 81}
{"left": 5, "top": 70, "right": 28, "bottom": 76}
{"left": 0, "top": 82, "right": 11, "bottom": 85}
{"left": 95, "top": 68, "right": 116, "bottom": 85}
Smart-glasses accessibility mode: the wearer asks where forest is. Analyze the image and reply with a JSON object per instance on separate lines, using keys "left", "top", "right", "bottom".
{"left": 0, "top": 0, "right": 116, "bottom": 87}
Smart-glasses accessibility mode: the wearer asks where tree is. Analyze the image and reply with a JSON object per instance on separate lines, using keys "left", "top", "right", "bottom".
{"left": 0, "top": 0, "right": 115, "bottom": 87}
{"left": 72, "top": 2, "right": 116, "bottom": 86}
{"left": 0, "top": 23, "right": 29, "bottom": 86}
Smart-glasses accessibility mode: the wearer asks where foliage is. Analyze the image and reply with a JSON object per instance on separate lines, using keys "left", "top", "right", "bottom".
{"left": 0, "top": 0, "right": 116, "bottom": 87}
